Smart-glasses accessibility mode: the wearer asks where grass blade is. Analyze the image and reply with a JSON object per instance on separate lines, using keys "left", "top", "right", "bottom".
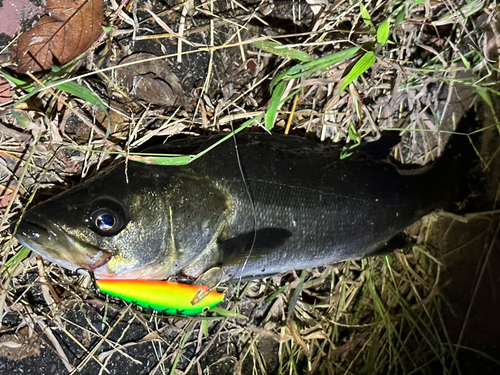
{"left": 130, "top": 114, "right": 265, "bottom": 165}
{"left": 1, "top": 246, "right": 30, "bottom": 277}
{"left": 255, "top": 41, "right": 312, "bottom": 63}
{"left": 377, "top": 18, "right": 390, "bottom": 44}
{"left": 360, "top": 3, "right": 375, "bottom": 31}
{"left": 127, "top": 154, "right": 194, "bottom": 165}
{"left": 340, "top": 51, "right": 377, "bottom": 91}
{"left": 54, "top": 81, "right": 108, "bottom": 114}
{"left": 210, "top": 306, "right": 246, "bottom": 318}
{"left": 266, "top": 81, "right": 286, "bottom": 130}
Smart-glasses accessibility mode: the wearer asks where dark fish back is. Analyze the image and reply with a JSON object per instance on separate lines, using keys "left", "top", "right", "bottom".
{"left": 146, "top": 126, "right": 476, "bottom": 280}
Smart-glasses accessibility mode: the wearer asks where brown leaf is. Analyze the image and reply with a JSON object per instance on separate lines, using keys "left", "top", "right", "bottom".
{"left": 0, "top": 327, "right": 40, "bottom": 360}
{"left": 0, "top": 76, "right": 12, "bottom": 104}
{"left": 286, "top": 319, "right": 311, "bottom": 358}
{"left": 13, "top": 0, "right": 103, "bottom": 73}
{"left": 116, "top": 53, "right": 190, "bottom": 108}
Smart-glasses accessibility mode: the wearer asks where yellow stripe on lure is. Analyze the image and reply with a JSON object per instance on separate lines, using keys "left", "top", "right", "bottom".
{"left": 96, "top": 279, "right": 224, "bottom": 315}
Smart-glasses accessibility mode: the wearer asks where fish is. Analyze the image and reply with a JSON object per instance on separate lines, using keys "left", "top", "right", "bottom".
{"left": 13, "top": 112, "right": 477, "bottom": 283}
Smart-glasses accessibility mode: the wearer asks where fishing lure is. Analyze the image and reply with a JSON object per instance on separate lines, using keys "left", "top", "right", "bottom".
{"left": 96, "top": 279, "right": 224, "bottom": 315}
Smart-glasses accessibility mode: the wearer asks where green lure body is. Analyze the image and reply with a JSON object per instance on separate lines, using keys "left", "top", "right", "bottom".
{"left": 96, "top": 279, "right": 224, "bottom": 315}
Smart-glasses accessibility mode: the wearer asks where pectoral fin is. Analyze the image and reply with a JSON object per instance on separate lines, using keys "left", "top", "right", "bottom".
{"left": 193, "top": 267, "right": 224, "bottom": 288}
{"left": 191, "top": 267, "right": 225, "bottom": 305}
{"left": 218, "top": 228, "right": 293, "bottom": 265}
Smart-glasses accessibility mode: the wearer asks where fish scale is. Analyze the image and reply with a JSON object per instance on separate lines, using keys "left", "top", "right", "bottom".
{"left": 182, "top": 139, "right": 440, "bottom": 280}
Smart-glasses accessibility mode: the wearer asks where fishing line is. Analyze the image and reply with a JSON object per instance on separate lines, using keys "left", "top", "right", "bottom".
{"left": 211, "top": 55, "right": 257, "bottom": 293}
{"left": 227, "top": 119, "right": 258, "bottom": 294}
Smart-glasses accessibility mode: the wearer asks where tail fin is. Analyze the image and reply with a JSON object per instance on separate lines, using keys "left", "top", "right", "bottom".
{"left": 428, "top": 108, "right": 481, "bottom": 212}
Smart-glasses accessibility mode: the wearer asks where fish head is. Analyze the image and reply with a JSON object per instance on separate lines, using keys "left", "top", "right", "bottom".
{"left": 13, "top": 162, "right": 231, "bottom": 279}
{"left": 13, "top": 164, "right": 174, "bottom": 279}
{"left": 14, "top": 196, "right": 115, "bottom": 274}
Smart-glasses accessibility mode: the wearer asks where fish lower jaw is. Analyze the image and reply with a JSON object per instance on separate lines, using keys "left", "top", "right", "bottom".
{"left": 15, "top": 218, "right": 114, "bottom": 272}
{"left": 80, "top": 250, "right": 113, "bottom": 270}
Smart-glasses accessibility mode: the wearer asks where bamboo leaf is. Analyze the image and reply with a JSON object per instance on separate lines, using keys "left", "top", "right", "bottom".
{"left": 285, "top": 47, "right": 362, "bottom": 81}
{"left": 377, "top": 18, "right": 390, "bottom": 44}
{"left": 340, "top": 51, "right": 377, "bottom": 91}
{"left": 54, "top": 81, "right": 108, "bottom": 114}
{"left": 0, "top": 71, "right": 32, "bottom": 91}
{"left": 395, "top": 11, "right": 405, "bottom": 27}
{"left": 269, "top": 47, "right": 362, "bottom": 92}
{"left": 1, "top": 70, "right": 108, "bottom": 121}
{"left": 431, "top": 0, "right": 485, "bottom": 25}
{"left": 409, "top": 0, "right": 427, "bottom": 11}
{"left": 360, "top": 3, "right": 374, "bottom": 31}
{"left": 254, "top": 41, "right": 312, "bottom": 62}
{"left": 300, "top": 46, "right": 361, "bottom": 71}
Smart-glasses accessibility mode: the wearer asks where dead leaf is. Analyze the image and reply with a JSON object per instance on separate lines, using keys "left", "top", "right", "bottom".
{"left": 266, "top": 295, "right": 284, "bottom": 322}
{"left": 286, "top": 319, "right": 310, "bottom": 358}
{"left": 0, "top": 77, "right": 12, "bottom": 104}
{"left": 13, "top": 0, "right": 104, "bottom": 73}
{"left": 329, "top": 331, "right": 370, "bottom": 359}
{"left": 302, "top": 331, "right": 330, "bottom": 341}
{"left": 116, "top": 53, "right": 189, "bottom": 108}
{"left": 0, "top": 327, "right": 40, "bottom": 360}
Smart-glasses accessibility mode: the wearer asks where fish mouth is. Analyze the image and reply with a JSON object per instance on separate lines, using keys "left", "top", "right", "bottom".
{"left": 13, "top": 213, "right": 113, "bottom": 272}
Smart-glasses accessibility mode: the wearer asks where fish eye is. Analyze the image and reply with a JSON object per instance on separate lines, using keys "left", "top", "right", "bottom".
{"left": 86, "top": 198, "right": 128, "bottom": 236}
{"left": 95, "top": 210, "right": 118, "bottom": 230}
{"left": 90, "top": 208, "right": 125, "bottom": 235}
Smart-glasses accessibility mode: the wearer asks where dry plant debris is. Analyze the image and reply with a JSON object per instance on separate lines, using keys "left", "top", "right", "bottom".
{"left": 0, "top": 76, "right": 12, "bottom": 104}
{"left": 116, "top": 52, "right": 190, "bottom": 108}
{"left": 0, "top": 0, "right": 499, "bottom": 374}
{"left": 12, "top": 0, "right": 104, "bottom": 73}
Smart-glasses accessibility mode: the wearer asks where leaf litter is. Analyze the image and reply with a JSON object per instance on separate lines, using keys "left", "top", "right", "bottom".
{"left": 12, "top": 0, "right": 104, "bottom": 73}
{"left": 0, "top": 0, "right": 499, "bottom": 374}
{"left": 116, "top": 52, "right": 190, "bottom": 108}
